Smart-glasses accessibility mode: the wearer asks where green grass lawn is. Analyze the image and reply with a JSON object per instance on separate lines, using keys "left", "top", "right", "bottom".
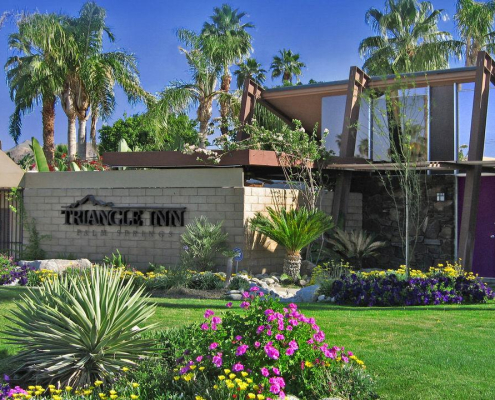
{"left": 1, "top": 287, "right": 494, "bottom": 400}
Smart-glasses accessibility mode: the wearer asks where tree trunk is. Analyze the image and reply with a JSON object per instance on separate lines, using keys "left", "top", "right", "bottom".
{"left": 78, "top": 116, "right": 88, "bottom": 159}
{"left": 67, "top": 115, "right": 77, "bottom": 161}
{"left": 90, "top": 110, "right": 99, "bottom": 157}
{"left": 41, "top": 96, "right": 56, "bottom": 165}
{"left": 283, "top": 71, "right": 291, "bottom": 83}
{"left": 283, "top": 252, "right": 302, "bottom": 281}
{"left": 219, "top": 71, "right": 231, "bottom": 136}
{"left": 197, "top": 99, "right": 213, "bottom": 148}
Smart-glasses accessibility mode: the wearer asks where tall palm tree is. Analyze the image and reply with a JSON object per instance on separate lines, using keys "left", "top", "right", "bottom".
{"left": 455, "top": 0, "right": 495, "bottom": 66}
{"left": 270, "top": 49, "right": 306, "bottom": 84}
{"left": 359, "top": 0, "right": 459, "bottom": 75}
{"left": 5, "top": 13, "right": 70, "bottom": 164}
{"left": 250, "top": 207, "right": 334, "bottom": 280}
{"left": 160, "top": 32, "right": 223, "bottom": 148}
{"left": 61, "top": 2, "right": 143, "bottom": 159}
{"left": 201, "top": 4, "right": 254, "bottom": 135}
{"left": 234, "top": 58, "right": 267, "bottom": 89}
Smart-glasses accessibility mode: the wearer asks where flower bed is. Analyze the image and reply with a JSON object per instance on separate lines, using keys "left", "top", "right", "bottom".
{"left": 319, "top": 262, "right": 495, "bottom": 307}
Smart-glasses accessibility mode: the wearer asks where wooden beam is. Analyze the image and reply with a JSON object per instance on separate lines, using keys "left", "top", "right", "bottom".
{"left": 237, "top": 78, "right": 262, "bottom": 141}
{"left": 257, "top": 99, "right": 295, "bottom": 128}
{"left": 458, "top": 52, "right": 495, "bottom": 271}
{"left": 332, "top": 67, "right": 370, "bottom": 226}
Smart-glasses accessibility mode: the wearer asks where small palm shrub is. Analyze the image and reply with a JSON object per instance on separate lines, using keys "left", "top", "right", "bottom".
{"left": 326, "top": 229, "right": 386, "bottom": 269}
{"left": 250, "top": 207, "right": 334, "bottom": 280}
{"left": 5, "top": 266, "right": 156, "bottom": 387}
{"left": 180, "top": 216, "right": 229, "bottom": 271}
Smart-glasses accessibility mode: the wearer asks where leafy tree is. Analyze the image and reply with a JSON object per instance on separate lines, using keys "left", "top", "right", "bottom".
{"left": 250, "top": 207, "right": 334, "bottom": 280}
{"left": 234, "top": 57, "right": 267, "bottom": 89}
{"left": 5, "top": 13, "right": 69, "bottom": 164}
{"left": 98, "top": 113, "right": 198, "bottom": 153}
{"left": 455, "top": 0, "right": 495, "bottom": 66}
{"left": 359, "top": 0, "right": 460, "bottom": 75}
{"left": 201, "top": 4, "right": 254, "bottom": 135}
{"left": 270, "top": 49, "right": 306, "bottom": 84}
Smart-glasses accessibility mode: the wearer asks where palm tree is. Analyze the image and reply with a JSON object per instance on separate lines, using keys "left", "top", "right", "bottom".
{"left": 270, "top": 49, "right": 306, "bottom": 84}
{"left": 160, "top": 31, "right": 223, "bottom": 148}
{"left": 60, "top": 2, "right": 143, "bottom": 160}
{"left": 5, "top": 13, "right": 70, "bottom": 164}
{"left": 455, "top": 0, "right": 495, "bottom": 66}
{"left": 359, "top": 0, "right": 459, "bottom": 75}
{"left": 250, "top": 207, "right": 334, "bottom": 280}
{"left": 201, "top": 4, "right": 254, "bottom": 135}
{"left": 234, "top": 58, "right": 267, "bottom": 89}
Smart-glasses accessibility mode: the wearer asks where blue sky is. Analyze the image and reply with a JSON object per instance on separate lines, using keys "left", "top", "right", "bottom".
{"left": 0, "top": 0, "right": 462, "bottom": 151}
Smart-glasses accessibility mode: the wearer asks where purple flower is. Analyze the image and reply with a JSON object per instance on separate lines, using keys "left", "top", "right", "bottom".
{"left": 212, "top": 316, "right": 222, "bottom": 325}
{"left": 264, "top": 343, "right": 280, "bottom": 360}
{"left": 236, "top": 345, "right": 249, "bottom": 356}
{"left": 254, "top": 341, "right": 261, "bottom": 348}
{"left": 272, "top": 367, "right": 280, "bottom": 376}
{"left": 261, "top": 367, "right": 269, "bottom": 377}
{"left": 250, "top": 286, "right": 259, "bottom": 292}
{"left": 232, "top": 362, "right": 244, "bottom": 372}
{"left": 200, "top": 323, "right": 209, "bottom": 330}
{"left": 196, "top": 355, "right": 203, "bottom": 362}
{"left": 204, "top": 309, "right": 215, "bottom": 319}
{"left": 212, "top": 354, "right": 223, "bottom": 367}
{"left": 275, "top": 334, "right": 285, "bottom": 341}
{"left": 235, "top": 335, "right": 243, "bottom": 341}
{"left": 209, "top": 342, "right": 219, "bottom": 350}
{"left": 240, "top": 301, "right": 250, "bottom": 309}
{"left": 226, "top": 302, "right": 233, "bottom": 308}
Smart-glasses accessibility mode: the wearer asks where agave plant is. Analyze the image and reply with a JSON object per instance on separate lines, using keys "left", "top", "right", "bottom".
{"left": 5, "top": 266, "right": 156, "bottom": 387}
{"left": 326, "top": 228, "right": 386, "bottom": 269}
{"left": 250, "top": 207, "right": 334, "bottom": 280}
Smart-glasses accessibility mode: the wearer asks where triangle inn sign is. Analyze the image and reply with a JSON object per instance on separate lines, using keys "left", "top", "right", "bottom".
{"left": 61, "top": 195, "right": 186, "bottom": 227}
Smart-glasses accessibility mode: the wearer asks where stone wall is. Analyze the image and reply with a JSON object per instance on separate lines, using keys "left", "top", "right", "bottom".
{"left": 352, "top": 174, "right": 455, "bottom": 269}
{"left": 20, "top": 169, "right": 363, "bottom": 273}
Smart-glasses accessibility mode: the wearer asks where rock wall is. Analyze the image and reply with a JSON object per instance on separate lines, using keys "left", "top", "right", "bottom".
{"left": 352, "top": 174, "right": 456, "bottom": 269}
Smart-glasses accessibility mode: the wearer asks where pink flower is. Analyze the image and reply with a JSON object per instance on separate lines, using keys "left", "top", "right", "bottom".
{"left": 200, "top": 323, "right": 209, "bottom": 330}
{"left": 204, "top": 309, "right": 214, "bottom": 319}
{"left": 196, "top": 355, "right": 203, "bottom": 362}
{"left": 264, "top": 343, "right": 280, "bottom": 360}
{"left": 212, "top": 354, "right": 223, "bottom": 367}
{"left": 250, "top": 286, "right": 259, "bottom": 292}
{"left": 286, "top": 347, "right": 295, "bottom": 356}
{"left": 209, "top": 342, "right": 219, "bottom": 350}
{"left": 232, "top": 362, "right": 244, "bottom": 372}
{"left": 236, "top": 345, "right": 249, "bottom": 356}
{"left": 226, "top": 302, "right": 233, "bottom": 308}
{"left": 256, "top": 325, "right": 265, "bottom": 334}
{"left": 254, "top": 341, "right": 261, "bottom": 348}
{"left": 261, "top": 367, "right": 269, "bottom": 377}
{"left": 235, "top": 335, "right": 243, "bottom": 341}
{"left": 240, "top": 301, "right": 250, "bottom": 309}
{"left": 275, "top": 334, "right": 285, "bottom": 341}
{"left": 258, "top": 291, "right": 265, "bottom": 297}
{"left": 288, "top": 340, "right": 298, "bottom": 350}
{"left": 212, "top": 316, "right": 222, "bottom": 325}
{"left": 272, "top": 367, "right": 280, "bottom": 376}
{"left": 242, "top": 291, "right": 250, "bottom": 298}
{"left": 211, "top": 323, "right": 218, "bottom": 331}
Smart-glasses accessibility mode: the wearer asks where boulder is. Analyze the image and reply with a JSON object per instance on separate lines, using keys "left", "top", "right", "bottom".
{"left": 301, "top": 260, "right": 317, "bottom": 275}
{"left": 284, "top": 284, "right": 320, "bottom": 303}
{"left": 227, "top": 293, "right": 243, "bottom": 301}
{"left": 19, "top": 259, "right": 91, "bottom": 273}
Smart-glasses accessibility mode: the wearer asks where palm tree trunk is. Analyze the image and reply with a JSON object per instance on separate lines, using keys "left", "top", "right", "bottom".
{"left": 197, "top": 100, "right": 212, "bottom": 149}
{"left": 283, "top": 71, "right": 291, "bottom": 83}
{"left": 78, "top": 116, "right": 88, "bottom": 159}
{"left": 283, "top": 252, "right": 301, "bottom": 281}
{"left": 67, "top": 115, "right": 77, "bottom": 161}
{"left": 90, "top": 110, "right": 99, "bottom": 157}
{"left": 41, "top": 96, "right": 56, "bottom": 165}
{"left": 219, "top": 71, "right": 231, "bottom": 136}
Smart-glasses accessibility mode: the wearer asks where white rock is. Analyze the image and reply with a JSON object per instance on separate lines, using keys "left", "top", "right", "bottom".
{"left": 19, "top": 259, "right": 91, "bottom": 273}
{"left": 317, "top": 294, "right": 326, "bottom": 302}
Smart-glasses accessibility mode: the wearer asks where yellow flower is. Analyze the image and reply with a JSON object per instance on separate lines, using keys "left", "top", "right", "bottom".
{"left": 195, "top": 397, "right": 206, "bottom": 400}
{"left": 131, "top": 383, "right": 139, "bottom": 388}
{"left": 224, "top": 369, "right": 231, "bottom": 374}
{"left": 305, "top": 361, "right": 314, "bottom": 368}
{"left": 257, "top": 395, "right": 265, "bottom": 400}
{"left": 213, "top": 384, "right": 219, "bottom": 390}
{"left": 34, "top": 392, "right": 42, "bottom": 396}
{"left": 190, "top": 365, "right": 196, "bottom": 370}
{"left": 173, "top": 376, "right": 180, "bottom": 381}
{"left": 98, "top": 393, "right": 106, "bottom": 399}
{"left": 28, "top": 386, "right": 35, "bottom": 391}
{"left": 84, "top": 389, "right": 93, "bottom": 395}
{"left": 248, "top": 394, "right": 256, "bottom": 399}
{"left": 65, "top": 386, "right": 73, "bottom": 391}
{"left": 122, "top": 367, "right": 129, "bottom": 372}
{"left": 130, "top": 395, "right": 139, "bottom": 400}
{"left": 241, "top": 371, "right": 248, "bottom": 377}
{"left": 229, "top": 373, "right": 236, "bottom": 380}
{"left": 94, "top": 381, "right": 104, "bottom": 387}
{"left": 109, "top": 390, "right": 117, "bottom": 395}
{"left": 110, "top": 395, "right": 118, "bottom": 400}
{"left": 199, "top": 366, "right": 205, "bottom": 371}
{"left": 52, "top": 396, "right": 62, "bottom": 400}
{"left": 218, "top": 375, "right": 226, "bottom": 381}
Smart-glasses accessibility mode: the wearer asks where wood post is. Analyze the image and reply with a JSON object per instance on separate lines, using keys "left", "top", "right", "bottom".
{"left": 237, "top": 78, "right": 262, "bottom": 141}
{"left": 331, "top": 67, "right": 370, "bottom": 226}
{"left": 458, "top": 52, "right": 495, "bottom": 271}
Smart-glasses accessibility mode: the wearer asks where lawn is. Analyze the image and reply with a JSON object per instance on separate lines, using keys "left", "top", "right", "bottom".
{"left": 1, "top": 287, "right": 494, "bottom": 400}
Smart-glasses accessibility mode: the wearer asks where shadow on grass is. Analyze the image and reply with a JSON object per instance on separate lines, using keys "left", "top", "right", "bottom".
{"left": 154, "top": 302, "right": 230, "bottom": 311}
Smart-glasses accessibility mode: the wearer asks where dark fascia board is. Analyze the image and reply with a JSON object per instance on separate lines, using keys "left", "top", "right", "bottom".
{"left": 264, "top": 66, "right": 478, "bottom": 95}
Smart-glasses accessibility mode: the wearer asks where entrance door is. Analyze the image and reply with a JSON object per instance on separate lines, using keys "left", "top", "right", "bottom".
{"left": 458, "top": 176, "right": 495, "bottom": 277}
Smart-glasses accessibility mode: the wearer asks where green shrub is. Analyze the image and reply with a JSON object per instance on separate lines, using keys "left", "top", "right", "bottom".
{"left": 5, "top": 266, "right": 156, "bottom": 387}
{"left": 311, "top": 260, "right": 351, "bottom": 284}
{"left": 103, "top": 249, "right": 129, "bottom": 268}
{"left": 180, "top": 216, "right": 229, "bottom": 271}
{"left": 187, "top": 271, "right": 225, "bottom": 290}
{"left": 228, "top": 275, "right": 250, "bottom": 291}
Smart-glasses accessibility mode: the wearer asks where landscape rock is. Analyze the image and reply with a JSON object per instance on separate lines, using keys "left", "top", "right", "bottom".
{"left": 19, "top": 258, "right": 91, "bottom": 273}
{"left": 227, "top": 293, "right": 243, "bottom": 301}
{"left": 317, "top": 294, "right": 326, "bottom": 302}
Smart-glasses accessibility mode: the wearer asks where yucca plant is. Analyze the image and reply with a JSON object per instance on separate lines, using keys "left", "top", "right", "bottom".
{"left": 5, "top": 266, "right": 156, "bottom": 387}
{"left": 250, "top": 207, "right": 334, "bottom": 280}
{"left": 326, "top": 228, "right": 386, "bottom": 269}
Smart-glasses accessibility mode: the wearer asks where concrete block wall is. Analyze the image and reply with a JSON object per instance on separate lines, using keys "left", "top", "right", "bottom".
{"left": 21, "top": 169, "right": 363, "bottom": 273}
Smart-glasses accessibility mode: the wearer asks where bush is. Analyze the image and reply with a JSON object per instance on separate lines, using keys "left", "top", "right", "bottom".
{"left": 5, "top": 266, "right": 156, "bottom": 387}
{"left": 311, "top": 260, "right": 351, "bottom": 284}
{"left": 169, "top": 290, "right": 377, "bottom": 399}
{"left": 187, "top": 272, "right": 225, "bottom": 290}
{"left": 320, "top": 262, "right": 495, "bottom": 306}
{"left": 181, "top": 216, "right": 229, "bottom": 271}
{"left": 228, "top": 275, "right": 250, "bottom": 291}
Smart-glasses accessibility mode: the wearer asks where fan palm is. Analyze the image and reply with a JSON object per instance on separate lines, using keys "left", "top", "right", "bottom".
{"left": 455, "top": 0, "right": 495, "bottom": 66}
{"left": 250, "top": 207, "right": 334, "bottom": 279}
{"left": 359, "top": 0, "right": 460, "bottom": 75}
{"left": 5, "top": 13, "right": 70, "bottom": 164}
{"left": 160, "top": 31, "right": 223, "bottom": 148}
{"left": 234, "top": 57, "right": 267, "bottom": 89}
{"left": 201, "top": 4, "right": 254, "bottom": 135}
{"left": 270, "top": 49, "right": 306, "bottom": 84}
{"left": 326, "top": 228, "right": 386, "bottom": 269}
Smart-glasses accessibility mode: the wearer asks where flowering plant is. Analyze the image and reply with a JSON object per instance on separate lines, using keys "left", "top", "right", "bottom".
{"left": 172, "top": 288, "right": 376, "bottom": 399}
{"left": 0, "top": 255, "right": 36, "bottom": 286}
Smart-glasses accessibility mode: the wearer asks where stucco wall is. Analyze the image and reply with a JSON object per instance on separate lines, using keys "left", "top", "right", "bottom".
{"left": 21, "top": 169, "right": 362, "bottom": 273}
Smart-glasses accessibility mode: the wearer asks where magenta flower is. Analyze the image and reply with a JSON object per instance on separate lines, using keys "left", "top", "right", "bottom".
{"left": 275, "top": 334, "right": 285, "bottom": 341}
{"left": 209, "top": 342, "right": 219, "bottom": 350}
{"left": 264, "top": 343, "right": 280, "bottom": 360}
{"left": 261, "top": 367, "right": 269, "bottom": 377}
{"left": 212, "top": 316, "right": 222, "bottom": 325}
{"left": 250, "top": 286, "right": 259, "bottom": 292}
{"left": 235, "top": 335, "right": 243, "bottom": 341}
{"left": 242, "top": 291, "right": 250, "bottom": 298}
{"left": 285, "top": 347, "right": 295, "bottom": 356}
{"left": 236, "top": 344, "right": 249, "bottom": 356}
{"left": 240, "top": 301, "right": 250, "bottom": 309}
{"left": 232, "top": 362, "right": 244, "bottom": 372}
{"left": 272, "top": 367, "right": 280, "bottom": 375}
{"left": 200, "top": 323, "right": 209, "bottom": 331}
{"left": 204, "top": 309, "right": 214, "bottom": 319}
{"left": 254, "top": 341, "right": 261, "bottom": 348}
{"left": 256, "top": 325, "right": 265, "bottom": 334}
{"left": 212, "top": 354, "right": 223, "bottom": 367}
{"left": 226, "top": 302, "right": 233, "bottom": 308}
